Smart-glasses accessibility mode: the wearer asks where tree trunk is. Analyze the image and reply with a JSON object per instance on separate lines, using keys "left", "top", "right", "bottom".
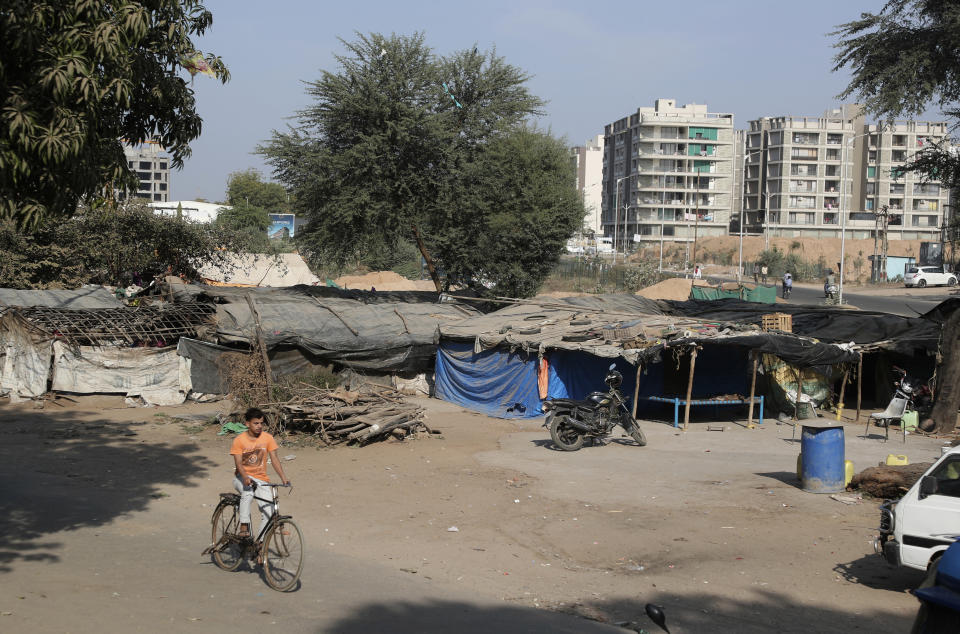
{"left": 412, "top": 225, "right": 442, "bottom": 293}
{"left": 930, "top": 308, "right": 960, "bottom": 433}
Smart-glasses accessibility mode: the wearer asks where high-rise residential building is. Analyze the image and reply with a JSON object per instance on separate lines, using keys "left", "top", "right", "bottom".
{"left": 742, "top": 106, "right": 951, "bottom": 241}
{"left": 743, "top": 105, "right": 861, "bottom": 240}
{"left": 570, "top": 135, "right": 605, "bottom": 236}
{"left": 602, "top": 99, "right": 735, "bottom": 253}
{"left": 122, "top": 139, "right": 170, "bottom": 203}
{"left": 859, "top": 120, "right": 950, "bottom": 241}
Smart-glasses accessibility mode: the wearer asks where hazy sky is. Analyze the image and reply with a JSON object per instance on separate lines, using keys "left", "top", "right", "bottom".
{"left": 176, "top": 0, "right": 895, "bottom": 202}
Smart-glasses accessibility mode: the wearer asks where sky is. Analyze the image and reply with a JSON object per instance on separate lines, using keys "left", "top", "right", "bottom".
{"left": 175, "top": 0, "right": 899, "bottom": 202}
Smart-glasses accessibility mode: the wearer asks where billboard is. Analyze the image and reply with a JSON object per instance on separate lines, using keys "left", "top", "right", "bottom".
{"left": 268, "top": 213, "right": 295, "bottom": 239}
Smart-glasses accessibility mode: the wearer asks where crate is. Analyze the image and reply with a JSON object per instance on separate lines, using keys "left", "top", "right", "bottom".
{"left": 761, "top": 312, "right": 792, "bottom": 333}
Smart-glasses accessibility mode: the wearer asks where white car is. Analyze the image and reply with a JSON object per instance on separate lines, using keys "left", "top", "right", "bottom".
{"left": 904, "top": 266, "right": 957, "bottom": 288}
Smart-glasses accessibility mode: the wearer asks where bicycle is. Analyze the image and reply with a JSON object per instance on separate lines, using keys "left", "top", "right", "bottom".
{"left": 203, "top": 482, "right": 303, "bottom": 591}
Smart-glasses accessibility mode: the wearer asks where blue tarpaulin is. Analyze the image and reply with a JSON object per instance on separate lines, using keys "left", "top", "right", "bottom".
{"left": 435, "top": 341, "right": 542, "bottom": 418}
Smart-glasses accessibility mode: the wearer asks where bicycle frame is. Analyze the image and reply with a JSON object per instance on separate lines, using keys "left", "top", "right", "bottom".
{"left": 249, "top": 484, "right": 287, "bottom": 545}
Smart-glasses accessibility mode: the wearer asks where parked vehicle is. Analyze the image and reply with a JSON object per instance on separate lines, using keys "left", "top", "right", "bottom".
{"left": 904, "top": 266, "right": 958, "bottom": 288}
{"left": 541, "top": 363, "right": 647, "bottom": 451}
{"left": 824, "top": 283, "right": 839, "bottom": 303}
{"left": 875, "top": 445, "right": 960, "bottom": 572}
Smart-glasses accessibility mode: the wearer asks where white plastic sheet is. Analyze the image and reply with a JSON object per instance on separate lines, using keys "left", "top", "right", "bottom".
{"left": 52, "top": 343, "right": 189, "bottom": 405}
{"left": 0, "top": 329, "right": 52, "bottom": 398}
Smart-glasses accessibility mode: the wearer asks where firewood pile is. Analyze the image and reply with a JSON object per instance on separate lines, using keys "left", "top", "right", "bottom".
{"left": 263, "top": 384, "right": 432, "bottom": 447}
{"left": 848, "top": 462, "right": 933, "bottom": 498}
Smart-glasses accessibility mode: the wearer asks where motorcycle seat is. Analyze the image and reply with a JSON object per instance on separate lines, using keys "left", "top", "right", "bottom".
{"left": 546, "top": 398, "right": 593, "bottom": 409}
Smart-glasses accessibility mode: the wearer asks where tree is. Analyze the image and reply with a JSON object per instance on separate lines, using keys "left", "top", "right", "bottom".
{"left": 0, "top": 199, "right": 260, "bottom": 288}
{"left": 259, "top": 33, "right": 578, "bottom": 295}
{"left": 0, "top": 1, "right": 229, "bottom": 228}
{"left": 225, "top": 169, "right": 289, "bottom": 212}
{"left": 834, "top": 0, "right": 960, "bottom": 433}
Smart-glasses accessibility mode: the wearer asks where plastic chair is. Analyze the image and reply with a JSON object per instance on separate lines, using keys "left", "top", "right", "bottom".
{"left": 867, "top": 397, "right": 908, "bottom": 442}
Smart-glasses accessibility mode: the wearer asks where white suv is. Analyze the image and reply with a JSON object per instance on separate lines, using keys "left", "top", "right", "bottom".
{"left": 904, "top": 266, "right": 958, "bottom": 288}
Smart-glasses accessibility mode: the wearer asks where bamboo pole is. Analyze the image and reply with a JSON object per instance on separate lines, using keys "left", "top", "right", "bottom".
{"left": 836, "top": 368, "right": 849, "bottom": 422}
{"left": 245, "top": 293, "right": 273, "bottom": 396}
{"left": 747, "top": 353, "right": 759, "bottom": 428}
{"left": 856, "top": 353, "right": 863, "bottom": 423}
{"left": 631, "top": 363, "right": 642, "bottom": 419}
{"left": 793, "top": 368, "right": 804, "bottom": 421}
{"left": 683, "top": 346, "right": 699, "bottom": 431}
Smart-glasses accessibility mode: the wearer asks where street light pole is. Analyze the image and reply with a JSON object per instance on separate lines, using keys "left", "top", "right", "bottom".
{"left": 613, "top": 176, "right": 628, "bottom": 265}
{"left": 738, "top": 143, "right": 763, "bottom": 282}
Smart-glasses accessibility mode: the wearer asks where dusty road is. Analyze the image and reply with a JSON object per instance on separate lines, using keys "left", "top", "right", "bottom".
{"left": 0, "top": 395, "right": 946, "bottom": 633}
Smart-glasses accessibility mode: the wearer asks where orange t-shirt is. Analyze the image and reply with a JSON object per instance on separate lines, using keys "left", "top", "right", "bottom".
{"left": 230, "top": 431, "right": 279, "bottom": 482}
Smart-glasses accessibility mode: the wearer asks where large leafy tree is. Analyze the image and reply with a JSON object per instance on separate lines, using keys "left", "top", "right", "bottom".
{"left": 0, "top": 1, "right": 229, "bottom": 227}
{"left": 833, "top": 0, "right": 960, "bottom": 432}
{"left": 259, "top": 32, "right": 582, "bottom": 296}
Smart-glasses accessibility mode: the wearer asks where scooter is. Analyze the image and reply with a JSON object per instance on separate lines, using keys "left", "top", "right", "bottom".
{"left": 782, "top": 284, "right": 792, "bottom": 299}
{"left": 824, "top": 283, "right": 839, "bottom": 304}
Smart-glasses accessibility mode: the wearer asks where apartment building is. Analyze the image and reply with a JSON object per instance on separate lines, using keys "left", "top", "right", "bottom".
{"left": 122, "top": 140, "right": 170, "bottom": 203}
{"left": 743, "top": 105, "right": 861, "bottom": 240}
{"left": 602, "top": 99, "right": 735, "bottom": 251}
{"left": 859, "top": 120, "right": 951, "bottom": 241}
{"left": 743, "top": 106, "right": 951, "bottom": 241}
{"left": 570, "top": 134, "right": 605, "bottom": 236}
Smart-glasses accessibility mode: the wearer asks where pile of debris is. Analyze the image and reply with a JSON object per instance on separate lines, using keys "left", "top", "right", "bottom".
{"left": 265, "top": 384, "right": 432, "bottom": 447}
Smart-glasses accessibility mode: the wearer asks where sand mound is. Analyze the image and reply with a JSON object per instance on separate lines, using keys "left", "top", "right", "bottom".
{"left": 334, "top": 271, "right": 436, "bottom": 291}
{"left": 635, "top": 278, "right": 693, "bottom": 301}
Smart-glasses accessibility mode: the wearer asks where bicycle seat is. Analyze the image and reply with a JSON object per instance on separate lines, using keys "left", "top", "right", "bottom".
{"left": 219, "top": 493, "right": 241, "bottom": 505}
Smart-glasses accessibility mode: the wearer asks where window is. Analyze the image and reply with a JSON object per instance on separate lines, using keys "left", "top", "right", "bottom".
{"left": 915, "top": 184, "right": 940, "bottom": 195}
{"left": 159, "top": 162, "right": 167, "bottom": 169}
{"left": 823, "top": 212, "right": 838, "bottom": 225}
{"left": 890, "top": 183, "right": 905, "bottom": 194}
{"left": 866, "top": 199, "right": 875, "bottom": 210}
{"left": 892, "top": 150, "right": 907, "bottom": 162}
{"left": 127, "top": 161, "right": 134, "bottom": 167}
{"left": 892, "top": 135, "right": 906, "bottom": 147}
{"left": 926, "top": 456, "right": 960, "bottom": 498}
{"left": 889, "top": 198, "right": 903, "bottom": 209}
{"left": 159, "top": 183, "right": 167, "bottom": 191}
{"left": 866, "top": 183, "right": 876, "bottom": 195}
{"left": 788, "top": 212, "right": 815, "bottom": 224}
{"left": 827, "top": 134, "right": 843, "bottom": 145}
{"left": 139, "top": 161, "right": 151, "bottom": 169}
{"left": 912, "top": 215, "right": 938, "bottom": 227}
{"left": 791, "top": 164, "right": 817, "bottom": 177}
{"left": 868, "top": 150, "right": 877, "bottom": 162}
{"left": 137, "top": 171, "right": 151, "bottom": 180}
{"left": 153, "top": 193, "right": 163, "bottom": 201}
{"left": 138, "top": 182, "right": 151, "bottom": 191}
{"left": 867, "top": 167, "right": 876, "bottom": 178}
{"left": 826, "top": 149, "right": 840, "bottom": 160}
{"left": 791, "top": 148, "right": 818, "bottom": 160}
{"left": 154, "top": 172, "right": 162, "bottom": 180}
{"left": 824, "top": 165, "right": 839, "bottom": 176}
{"left": 788, "top": 196, "right": 816, "bottom": 209}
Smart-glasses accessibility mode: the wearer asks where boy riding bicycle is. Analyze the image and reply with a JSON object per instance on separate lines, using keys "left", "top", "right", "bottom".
{"left": 231, "top": 407, "right": 290, "bottom": 539}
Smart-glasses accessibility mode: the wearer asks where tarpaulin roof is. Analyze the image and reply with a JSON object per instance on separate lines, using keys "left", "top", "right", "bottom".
{"left": 169, "top": 283, "right": 482, "bottom": 373}
{"left": 0, "top": 287, "right": 123, "bottom": 310}
{"left": 660, "top": 299, "right": 942, "bottom": 356}
{"left": 439, "top": 294, "right": 860, "bottom": 367}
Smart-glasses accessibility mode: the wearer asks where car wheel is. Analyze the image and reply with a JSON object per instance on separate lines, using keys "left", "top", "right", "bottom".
{"left": 949, "top": 277, "right": 958, "bottom": 287}
{"left": 917, "top": 279, "right": 927, "bottom": 288}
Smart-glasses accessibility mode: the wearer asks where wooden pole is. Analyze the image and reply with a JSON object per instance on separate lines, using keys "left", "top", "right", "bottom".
{"left": 631, "top": 362, "right": 642, "bottom": 419}
{"left": 747, "top": 353, "right": 759, "bottom": 428}
{"left": 856, "top": 354, "right": 863, "bottom": 423}
{"left": 793, "top": 368, "right": 804, "bottom": 421}
{"left": 683, "top": 346, "right": 699, "bottom": 431}
{"left": 836, "top": 368, "right": 849, "bottom": 421}
{"left": 245, "top": 293, "right": 273, "bottom": 397}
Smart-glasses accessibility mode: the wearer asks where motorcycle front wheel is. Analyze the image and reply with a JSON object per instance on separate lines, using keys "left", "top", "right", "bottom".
{"left": 621, "top": 414, "right": 647, "bottom": 446}
{"left": 549, "top": 416, "right": 585, "bottom": 451}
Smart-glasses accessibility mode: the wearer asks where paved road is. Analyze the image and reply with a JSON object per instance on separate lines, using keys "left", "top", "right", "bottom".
{"left": 704, "top": 274, "right": 955, "bottom": 316}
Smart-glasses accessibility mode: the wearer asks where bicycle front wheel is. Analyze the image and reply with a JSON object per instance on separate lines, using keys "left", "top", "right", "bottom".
{"left": 211, "top": 504, "right": 244, "bottom": 571}
{"left": 263, "top": 518, "right": 303, "bottom": 591}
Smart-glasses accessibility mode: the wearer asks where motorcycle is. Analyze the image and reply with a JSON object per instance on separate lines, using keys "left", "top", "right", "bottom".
{"left": 891, "top": 365, "right": 933, "bottom": 415}
{"left": 782, "top": 283, "right": 792, "bottom": 299}
{"left": 541, "top": 363, "right": 647, "bottom": 451}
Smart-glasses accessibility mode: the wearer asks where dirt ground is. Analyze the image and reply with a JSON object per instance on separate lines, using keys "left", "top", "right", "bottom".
{"left": 0, "top": 394, "right": 948, "bottom": 633}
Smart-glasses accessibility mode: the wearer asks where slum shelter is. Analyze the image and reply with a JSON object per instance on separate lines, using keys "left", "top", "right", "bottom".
{"left": 0, "top": 281, "right": 482, "bottom": 404}
{"left": 0, "top": 301, "right": 215, "bottom": 404}
{"left": 435, "top": 294, "right": 862, "bottom": 422}
{"left": 166, "top": 281, "right": 481, "bottom": 395}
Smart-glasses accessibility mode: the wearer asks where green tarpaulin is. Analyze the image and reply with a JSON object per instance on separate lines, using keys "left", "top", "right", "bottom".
{"left": 689, "top": 284, "right": 777, "bottom": 304}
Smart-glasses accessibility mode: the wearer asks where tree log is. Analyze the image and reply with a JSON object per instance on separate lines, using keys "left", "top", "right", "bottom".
{"left": 849, "top": 462, "right": 933, "bottom": 498}
{"left": 930, "top": 308, "right": 960, "bottom": 433}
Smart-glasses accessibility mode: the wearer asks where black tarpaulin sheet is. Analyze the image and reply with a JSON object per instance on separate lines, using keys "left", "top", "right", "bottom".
{"left": 176, "top": 338, "right": 244, "bottom": 394}
{"left": 173, "top": 284, "right": 481, "bottom": 373}
{"left": 661, "top": 299, "right": 941, "bottom": 355}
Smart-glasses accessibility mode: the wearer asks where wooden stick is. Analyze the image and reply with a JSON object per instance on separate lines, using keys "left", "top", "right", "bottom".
{"left": 794, "top": 368, "right": 804, "bottom": 421}
{"left": 836, "top": 368, "right": 849, "bottom": 421}
{"left": 856, "top": 353, "right": 863, "bottom": 423}
{"left": 312, "top": 297, "right": 359, "bottom": 336}
{"left": 683, "top": 346, "right": 698, "bottom": 431}
{"left": 631, "top": 362, "right": 642, "bottom": 419}
{"left": 245, "top": 293, "right": 273, "bottom": 396}
{"left": 747, "top": 353, "right": 759, "bottom": 427}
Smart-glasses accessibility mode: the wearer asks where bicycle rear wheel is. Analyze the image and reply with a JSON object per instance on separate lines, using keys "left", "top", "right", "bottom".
{"left": 211, "top": 503, "right": 244, "bottom": 571}
{"left": 263, "top": 518, "right": 303, "bottom": 591}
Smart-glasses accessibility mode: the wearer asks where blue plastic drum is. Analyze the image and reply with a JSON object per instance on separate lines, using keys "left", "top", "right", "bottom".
{"left": 800, "top": 423, "right": 845, "bottom": 493}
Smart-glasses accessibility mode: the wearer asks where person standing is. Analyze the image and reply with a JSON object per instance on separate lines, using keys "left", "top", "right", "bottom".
{"left": 760, "top": 264, "right": 769, "bottom": 284}
{"left": 753, "top": 263, "right": 760, "bottom": 283}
